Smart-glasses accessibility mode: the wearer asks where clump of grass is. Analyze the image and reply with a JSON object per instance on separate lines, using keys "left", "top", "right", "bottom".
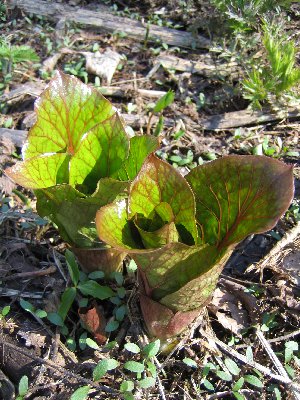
{"left": 242, "top": 22, "right": 300, "bottom": 108}
{"left": 0, "top": 38, "right": 40, "bottom": 93}
{"left": 0, "top": 40, "right": 39, "bottom": 75}
{"left": 211, "top": 0, "right": 293, "bottom": 31}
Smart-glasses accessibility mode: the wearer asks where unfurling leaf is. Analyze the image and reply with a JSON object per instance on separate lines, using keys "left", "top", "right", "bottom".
{"left": 96, "top": 154, "right": 293, "bottom": 339}
{"left": 153, "top": 90, "right": 175, "bottom": 113}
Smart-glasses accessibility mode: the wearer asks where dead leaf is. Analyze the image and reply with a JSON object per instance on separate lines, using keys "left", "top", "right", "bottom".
{"left": 82, "top": 49, "right": 121, "bottom": 84}
{"left": 209, "top": 287, "right": 250, "bottom": 335}
{"left": 41, "top": 48, "right": 74, "bottom": 74}
{"left": 17, "top": 330, "right": 46, "bottom": 349}
{"left": 79, "top": 301, "right": 107, "bottom": 345}
{"left": 282, "top": 248, "right": 300, "bottom": 287}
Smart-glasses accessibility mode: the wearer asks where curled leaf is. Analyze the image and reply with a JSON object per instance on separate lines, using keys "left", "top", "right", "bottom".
{"left": 186, "top": 155, "right": 294, "bottom": 247}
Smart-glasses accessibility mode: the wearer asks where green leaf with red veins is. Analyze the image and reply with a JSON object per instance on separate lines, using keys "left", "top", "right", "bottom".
{"left": 24, "top": 71, "right": 114, "bottom": 158}
{"left": 186, "top": 155, "right": 294, "bottom": 248}
{"left": 132, "top": 242, "right": 226, "bottom": 300}
{"left": 5, "top": 71, "right": 123, "bottom": 191}
{"left": 36, "top": 179, "right": 128, "bottom": 247}
{"left": 135, "top": 221, "right": 179, "bottom": 248}
{"left": 96, "top": 199, "right": 143, "bottom": 250}
{"left": 5, "top": 153, "right": 66, "bottom": 188}
{"left": 134, "top": 202, "right": 179, "bottom": 248}
{"left": 129, "top": 154, "right": 198, "bottom": 245}
{"left": 159, "top": 250, "right": 232, "bottom": 311}
{"left": 117, "top": 135, "right": 159, "bottom": 181}
{"left": 69, "top": 114, "right": 129, "bottom": 191}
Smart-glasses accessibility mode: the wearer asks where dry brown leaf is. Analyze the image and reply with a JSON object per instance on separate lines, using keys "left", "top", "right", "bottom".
{"left": 79, "top": 301, "right": 107, "bottom": 345}
{"left": 209, "top": 287, "right": 249, "bottom": 335}
{"left": 282, "top": 248, "right": 300, "bottom": 287}
{"left": 82, "top": 49, "right": 121, "bottom": 84}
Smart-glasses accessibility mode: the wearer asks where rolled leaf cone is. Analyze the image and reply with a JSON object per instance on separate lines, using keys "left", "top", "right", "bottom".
{"left": 137, "top": 250, "right": 232, "bottom": 339}
{"left": 96, "top": 153, "right": 294, "bottom": 340}
{"left": 72, "top": 247, "right": 126, "bottom": 275}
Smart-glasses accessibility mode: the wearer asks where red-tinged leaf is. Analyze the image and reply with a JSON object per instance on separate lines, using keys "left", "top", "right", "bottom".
{"left": 135, "top": 220, "right": 179, "bottom": 248}
{"left": 69, "top": 114, "right": 129, "bottom": 190}
{"left": 73, "top": 247, "right": 126, "bottom": 275}
{"left": 186, "top": 155, "right": 294, "bottom": 248}
{"left": 79, "top": 302, "right": 107, "bottom": 345}
{"left": 129, "top": 154, "right": 198, "bottom": 245}
{"left": 24, "top": 71, "right": 114, "bottom": 158}
{"left": 5, "top": 72, "right": 130, "bottom": 192}
{"left": 139, "top": 292, "right": 201, "bottom": 340}
{"left": 117, "top": 135, "right": 159, "bottom": 181}
{"left": 96, "top": 199, "right": 143, "bottom": 250}
{"left": 159, "top": 250, "right": 231, "bottom": 311}
{"left": 36, "top": 179, "right": 128, "bottom": 248}
{"left": 132, "top": 242, "right": 228, "bottom": 300}
{"left": 5, "top": 153, "right": 66, "bottom": 189}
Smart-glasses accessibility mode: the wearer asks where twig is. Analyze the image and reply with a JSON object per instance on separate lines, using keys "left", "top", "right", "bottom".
{"left": 0, "top": 340, "right": 118, "bottom": 395}
{"left": 206, "top": 333, "right": 300, "bottom": 391}
{"left": 51, "top": 326, "right": 60, "bottom": 361}
{"left": 110, "top": 77, "right": 149, "bottom": 86}
{"left": 207, "top": 389, "right": 254, "bottom": 399}
{"left": 247, "top": 222, "right": 300, "bottom": 276}
{"left": 268, "top": 328, "right": 300, "bottom": 344}
{"left": 1, "top": 266, "right": 57, "bottom": 282}
{"left": 51, "top": 249, "right": 67, "bottom": 282}
{"left": 156, "top": 374, "right": 167, "bottom": 400}
{"left": 256, "top": 329, "right": 300, "bottom": 400}
{"left": 235, "top": 328, "right": 300, "bottom": 349}
{"left": 0, "top": 288, "right": 45, "bottom": 299}
{"left": 256, "top": 330, "right": 289, "bottom": 379}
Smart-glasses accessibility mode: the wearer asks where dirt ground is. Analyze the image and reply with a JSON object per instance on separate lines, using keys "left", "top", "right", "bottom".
{"left": 0, "top": 1, "right": 300, "bottom": 399}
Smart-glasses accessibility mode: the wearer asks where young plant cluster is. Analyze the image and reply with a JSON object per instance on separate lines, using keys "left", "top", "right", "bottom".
{"left": 6, "top": 71, "right": 294, "bottom": 341}
{"left": 211, "top": 1, "right": 300, "bottom": 108}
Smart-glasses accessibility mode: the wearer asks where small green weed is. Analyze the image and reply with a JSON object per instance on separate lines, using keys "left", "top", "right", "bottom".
{"left": 42, "top": 250, "right": 128, "bottom": 350}
{"left": 146, "top": 90, "right": 175, "bottom": 136}
{"left": 70, "top": 385, "right": 91, "bottom": 400}
{"left": 243, "top": 22, "right": 300, "bottom": 108}
{"left": 0, "top": 305, "right": 10, "bottom": 321}
{"left": 212, "top": 0, "right": 293, "bottom": 32}
{"left": 0, "top": 40, "right": 39, "bottom": 74}
{"left": 0, "top": 39, "right": 39, "bottom": 91}
{"left": 63, "top": 58, "right": 88, "bottom": 83}
{"left": 16, "top": 375, "right": 29, "bottom": 400}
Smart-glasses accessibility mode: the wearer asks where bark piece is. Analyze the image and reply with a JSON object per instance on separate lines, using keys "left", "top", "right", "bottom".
{"left": 8, "top": 0, "right": 210, "bottom": 49}
{"left": 0, "top": 128, "right": 27, "bottom": 148}
{"left": 201, "top": 107, "right": 300, "bottom": 130}
{"left": 156, "top": 54, "right": 241, "bottom": 78}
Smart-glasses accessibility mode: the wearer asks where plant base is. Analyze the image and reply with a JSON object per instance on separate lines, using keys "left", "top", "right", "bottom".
{"left": 72, "top": 247, "right": 126, "bottom": 275}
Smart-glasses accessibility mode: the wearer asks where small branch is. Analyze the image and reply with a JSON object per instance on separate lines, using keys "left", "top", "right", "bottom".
{"left": 256, "top": 330, "right": 289, "bottom": 380}
{"left": 247, "top": 222, "right": 300, "bottom": 274}
{"left": 256, "top": 329, "right": 300, "bottom": 400}
{"left": 0, "top": 340, "right": 118, "bottom": 395}
{"left": 268, "top": 328, "right": 300, "bottom": 344}
{"left": 0, "top": 288, "right": 45, "bottom": 299}
{"left": 1, "top": 266, "right": 56, "bottom": 282}
{"left": 206, "top": 333, "right": 300, "bottom": 391}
